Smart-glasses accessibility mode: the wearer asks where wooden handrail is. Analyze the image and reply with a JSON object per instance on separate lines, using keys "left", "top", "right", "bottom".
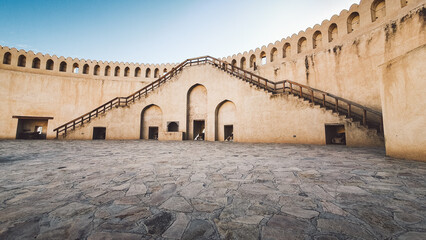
{"left": 54, "top": 55, "right": 383, "bottom": 137}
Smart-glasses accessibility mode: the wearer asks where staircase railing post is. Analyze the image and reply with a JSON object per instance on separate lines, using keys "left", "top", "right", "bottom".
{"left": 363, "top": 110, "right": 367, "bottom": 126}
{"left": 311, "top": 90, "right": 314, "bottom": 103}
{"left": 347, "top": 104, "right": 351, "bottom": 118}
{"left": 73, "top": 121, "right": 75, "bottom": 130}
{"left": 322, "top": 94, "right": 326, "bottom": 107}
{"left": 335, "top": 99, "right": 338, "bottom": 112}
{"left": 299, "top": 86, "right": 303, "bottom": 98}
{"left": 64, "top": 126, "right": 67, "bottom": 136}
{"left": 56, "top": 130, "right": 58, "bottom": 139}
{"left": 290, "top": 83, "right": 293, "bottom": 94}
{"left": 118, "top": 98, "right": 121, "bottom": 107}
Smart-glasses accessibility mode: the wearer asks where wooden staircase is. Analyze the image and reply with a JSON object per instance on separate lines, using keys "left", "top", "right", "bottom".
{"left": 54, "top": 56, "right": 383, "bottom": 138}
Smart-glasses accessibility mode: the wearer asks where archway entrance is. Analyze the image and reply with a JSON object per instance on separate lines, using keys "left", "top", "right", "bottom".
{"left": 187, "top": 84, "right": 207, "bottom": 140}
{"left": 140, "top": 104, "right": 163, "bottom": 140}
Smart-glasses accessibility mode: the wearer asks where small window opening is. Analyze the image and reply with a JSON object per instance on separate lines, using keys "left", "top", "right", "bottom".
{"left": 59, "top": 61, "right": 67, "bottom": 72}
{"left": 145, "top": 68, "right": 151, "bottom": 78}
{"left": 83, "top": 64, "right": 89, "bottom": 74}
{"left": 3, "top": 52, "right": 11, "bottom": 64}
{"left": 270, "top": 48, "right": 277, "bottom": 62}
{"left": 135, "top": 67, "right": 141, "bottom": 77}
{"left": 283, "top": 43, "right": 291, "bottom": 58}
{"left": 249, "top": 54, "right": 256, "bottom": 69}
{"left": 240, "top": 57, "right": 246, "bottom": 70}
{"left": 325, "top": 124, "right": 346, "bottom": 145}
{"left": 72, "top": 63, "right": 79, "bottom": 73}
{"left": 148, "top": 127, "right": 159, "bottom": 140}
{"left": 231, "top": 59, "right": 237, "bottom": 68}
{"left": 105, "top": 66, "right": 111, "bottom": 76}
{"left": 124, "top": 67, "right": 130, "bottom": 77}
{"left": 32, "top": 58, "right": 40, "bottom": 69}
{"left": 18, "top": 55, "right": 26, "bottom": 67}
{"left": 154, "top": 68, "right": 160, "bottom": 78}
{"left": 328, "top": 24, "right": 338, "bottom": 42}
{"left": 163, "top": 68, "right": 168, "bottom": 75}
{"left": 371, "top": 0, "right": 386, "bottom": 22}
{"left": 401, "top": 0, "right": 408, "bottom": 7}
{"left": 94, "top": 65, "right": 100, "bottom": 75}
{"left": 167, "top": 122, "right": 179, "bottom": 132}
{"left": 93, "top": 127, "right": 106, "bottom": 140}
{"left": 46, "top": 59, "right": 54, "bottom": 70}
{"left": 260, "top": 51, "right": 266, "bottom": 65}
{"left": 298, "top": 37, "right": 307, "bottom": 53}
{"left": 114, "top": 66, "right": 120, "bottom": 76}
{"left": 347, "top": 12, "right": 360, "bottom": 33}
{"left": 313, "top": 31, "right": 322, "bottom": 49}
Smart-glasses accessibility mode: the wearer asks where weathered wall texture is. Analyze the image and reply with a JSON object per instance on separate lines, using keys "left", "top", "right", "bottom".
{"left": 63, "top": 65, "right": 384, "bottom": 147}
{"left": 0, "top": 0, "right": 424, "bottom": 161}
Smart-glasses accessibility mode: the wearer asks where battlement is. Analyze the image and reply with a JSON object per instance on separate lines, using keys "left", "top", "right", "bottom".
{"left": 0, "top": 45, "right": 178, "bottom": 81}
{"left": 221, "top": 0, "right": 422, "bottom": 69}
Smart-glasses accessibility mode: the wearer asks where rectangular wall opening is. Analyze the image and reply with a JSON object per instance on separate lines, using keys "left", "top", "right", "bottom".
{"left": 325, "top": 124, "right": 346, "bottom": 145}
{"left": 93, "top": 127, "right": 106, "bottom": 140}
{"left": 224, "top": 125, "right": 233, "bottom": 141}
{"left": 148, "top": 126, "right": 159, "bottom": 140}
{"left": 15, "top": 117, "right": 51, "bottom": 140}
{"left": 193, "top": 120, "right": 205, "bottom": 141}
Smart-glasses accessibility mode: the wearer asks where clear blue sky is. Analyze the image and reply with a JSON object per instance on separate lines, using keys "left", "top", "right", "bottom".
{"left": 0, "top": 0, "right": 359, "bottom": 64}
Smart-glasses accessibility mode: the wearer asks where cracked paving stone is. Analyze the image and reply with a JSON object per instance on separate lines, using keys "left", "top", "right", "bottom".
{"left": 181, "top": 219, "right": 218, "bottom": 240}
{"left": 160, "top": 196, "right": 193, "bottom": 213}
{"left": 162, "top": 213, "right": 191, "bottom": 239}
{"left": 143, "top": 211, "right": 174, "bottom": 235}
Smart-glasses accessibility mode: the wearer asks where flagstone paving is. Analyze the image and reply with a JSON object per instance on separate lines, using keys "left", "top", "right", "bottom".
{"left": 0, "top": 140, "right": 425, "bottom": 239}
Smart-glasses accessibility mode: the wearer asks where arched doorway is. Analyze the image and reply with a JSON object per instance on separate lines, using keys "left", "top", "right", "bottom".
{"left": 187, "top": 84, "right": 207, "bottom": 140}
{"left": 140, "top": 104, "right": 163, "bottom": 140}
{"left": 215, "top": 100, "right": 236, "bottom": 141}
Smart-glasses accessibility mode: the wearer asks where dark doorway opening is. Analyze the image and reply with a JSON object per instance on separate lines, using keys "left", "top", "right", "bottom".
{"left": 224, "top": 125, "right": 234, "bottom": 141}
{"left": 15, "top": 118, "right": 49, "bottom": 139}
{"left": 93, "top": 127, "right": 106, "bottom": 140}
{"left": 167, "top": 122, "right": 179, "bottom": 132}
{"left": 149, "top": 127, "right": 159, "bottom": 140}
{"left": 325, "top": 124, "right": 346, "bottom": 145}
{"left": 193, "top": 120, "right": 205, "bottom": 140}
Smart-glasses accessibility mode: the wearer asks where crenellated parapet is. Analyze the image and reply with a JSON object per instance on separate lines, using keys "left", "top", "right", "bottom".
{"left": 221, "top": 0, "right": 423, "bottom": 70}
{"left": 0, "top": 46, "right": 178, "bottom": 81}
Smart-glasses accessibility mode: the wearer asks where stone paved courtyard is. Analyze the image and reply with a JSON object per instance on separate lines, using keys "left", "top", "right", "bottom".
{"left": 0, "top": 140, "right": 425, "bottom": 240}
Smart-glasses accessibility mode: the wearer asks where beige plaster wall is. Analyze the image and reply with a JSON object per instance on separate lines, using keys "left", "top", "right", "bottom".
{"left": 63, "top": 64, "right": 383, "bottom": 147}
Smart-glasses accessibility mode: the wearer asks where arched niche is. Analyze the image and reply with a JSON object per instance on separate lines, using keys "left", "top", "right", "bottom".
{"left": 140, "top": 104, "right": 163, "bottom": 140}
{"left": 186, "top": 84, "right": 207, "bottom": 140}
{"left": 215, "top": 100, "right": 236, "bottom": 141}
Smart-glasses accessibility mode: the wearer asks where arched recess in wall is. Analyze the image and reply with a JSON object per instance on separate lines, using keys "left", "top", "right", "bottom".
{"left": 32, "top": 58, "right": 40, "bottom": 69}
{"left": 154, "top": 68, "right": 160, "bottom": 78}
{"left": 313, "top": 31, "right": 322, "bottom": 49}
{"left": 146, "top": 68, "right": 151, "bottom": 78}
{"left": 231, "top": 59, "right": 237, "bottom": 68}
{"left": 215, "top": 100, "right": 236, "bottom": 141}
{"left": 163, "top": 68, "right": 168, "bottom": 75}
{"left": 18, "top": 55, "right": 26, "bottom": 67}
{"left": 105, "top": 66, "right": 111, "bottom": 76}
{"left": 347, "top": 12, "right": 360, "bottom": 33}
{"left": 114, "top": 66, "right": 120, "bottom": 76}
{"left": 401, "top": 0, "right": 408, "bottom": 7}
{"left": 46, "top": 59, "right": 54, "bottom": 70}
{"left": 94, "top": 65, "right": 100, "bottom": 75}
{"left": 140, "top": 104, "right": 163, "bottom": 140}
{"left": 249, "top": 54, "right": 256, "bottom": 69}
{"left": 328, "top": 24, "right": 338, "bottom": 42}
{"left": 371, "top": 0, "right": 386, "bottom": 22}
{"left": 124, "top": 67, "right": 130, "bottom": 77}
{"left": 3, "top": 52, "right": 11, "bottom": 64}
{"left": 260, "top": 51, "right": 266, "bottom": 65}
{"left": 240, "top": 57, "right": 246, "bottom": 70}
{"left": 270, "top": 48, "right": 277, "bottom": 62}
{"left": 135, "top": 67, "right": 141, "bottom": 77}
{"left": 73, "top": 63, "right": 79, "bottom": 73}
{"left": 283, "top": 43, "right": 291, "bottom": 58}
{"left": 186, "top": 84, "right": 207, "bottom": 140}
{"left": 83, "top": 64, "right": 89, "bottom": 74}
{"left": 298, "top": 37, "right": 307, "bottom": 53}
{"left": 59, "top": 61, "right": 67, "bottom": 72}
